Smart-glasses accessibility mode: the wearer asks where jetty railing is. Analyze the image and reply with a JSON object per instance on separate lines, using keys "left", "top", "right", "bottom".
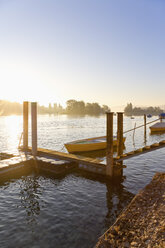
{"left": 123, "top": 117, "right": 160, "bottom": 134}
{"left": 18, "top": 132, "right": 23, "bottom": 148}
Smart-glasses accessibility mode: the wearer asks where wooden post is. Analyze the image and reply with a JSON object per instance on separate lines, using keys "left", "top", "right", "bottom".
{"left": 31, "top": 102, "right": 37, "bottom": 156}
{"left": 116, "top": 112, "right": 124, "bottom": 177}
{"left": 144, "top": 114, "right": 147, "bottom": 143}
{"left": 23, "top": 101, "right": 28, "bottom": 151}
{"left": 106, "top": 112, "right": 114, "bottom": 177}
{"left": 117, "top": 112, "right": 123, "bottom": 157}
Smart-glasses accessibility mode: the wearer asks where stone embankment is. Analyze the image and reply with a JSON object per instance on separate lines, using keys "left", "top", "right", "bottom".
{"left": 95, "top": 172, "right": 165, "bottom": 248}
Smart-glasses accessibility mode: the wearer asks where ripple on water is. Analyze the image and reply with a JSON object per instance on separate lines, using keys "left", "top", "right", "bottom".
{"left": 0, "top": 115, "right": 164, "bottom": 247}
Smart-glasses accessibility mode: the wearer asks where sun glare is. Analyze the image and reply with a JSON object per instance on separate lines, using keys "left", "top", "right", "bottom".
{"left": 4, "top": 115, "right": 22, "bottom": 152}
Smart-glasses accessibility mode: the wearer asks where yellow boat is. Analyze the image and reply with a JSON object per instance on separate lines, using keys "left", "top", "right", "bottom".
{"left": 150, "top": 122, "right": 165, "bottom": 133}
{"left": 64, "top": 136, "right": 126, "bottom": 153}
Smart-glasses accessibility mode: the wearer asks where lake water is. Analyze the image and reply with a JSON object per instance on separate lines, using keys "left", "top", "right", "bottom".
{"left": 0, "top": 114, "right": 165, "bottom": 248}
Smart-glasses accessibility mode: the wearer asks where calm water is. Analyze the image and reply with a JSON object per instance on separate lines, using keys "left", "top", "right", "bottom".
{"left": 0, "top": 114, "right": 165, "bottom": 248}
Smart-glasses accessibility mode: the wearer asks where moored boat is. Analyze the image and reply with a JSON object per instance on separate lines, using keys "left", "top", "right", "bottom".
{"left": 64, "top": 136, "right": 126, "bottom": 153}
{"left": 159, "top": 113, "right": 165, "bottom": 119}
{"left": 149, "top": 122, "right": 165, "bottom": 133}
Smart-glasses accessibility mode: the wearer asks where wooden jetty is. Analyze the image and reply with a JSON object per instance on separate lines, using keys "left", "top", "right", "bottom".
{"left": 1, "top": 101, "right": 165, "bottom": 181}
{"left": 0, "top": 153, "right": 33, "bottom": 179}
{"left": 19, "top": 102, "right": 165, "bottom": 178}
{"left": 20, "top": 146, "right": 106, "bottom": 175}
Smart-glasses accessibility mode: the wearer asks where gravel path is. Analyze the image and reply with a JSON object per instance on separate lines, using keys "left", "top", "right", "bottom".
{"left": 95, "top": 172, "right": 165, "bottom": 248}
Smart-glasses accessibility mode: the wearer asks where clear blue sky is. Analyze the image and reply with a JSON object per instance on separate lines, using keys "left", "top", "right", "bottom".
{"left": 0, "top": 0, "right": 165, "bottom": 109}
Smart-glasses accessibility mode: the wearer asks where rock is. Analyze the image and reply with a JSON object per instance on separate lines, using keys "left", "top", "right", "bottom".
{"left": 95, "top": 173, "right": 165, "bottom": 248}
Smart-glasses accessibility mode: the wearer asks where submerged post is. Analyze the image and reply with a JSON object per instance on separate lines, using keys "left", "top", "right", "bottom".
{"left": 106, "top": 112, "right": 114, "bottom": 177}
{"left": 144, "top": 114, "right": 146, "bottom": 143}
{"left": 31, "top": 102, "right": 37, "bottom": 156}
{"left": 23, "top": 101, "right": 29, "bottom": 151}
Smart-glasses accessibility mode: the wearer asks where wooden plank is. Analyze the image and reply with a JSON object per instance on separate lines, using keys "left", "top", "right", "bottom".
{"left": 25, "top": 147, "right": 105, "bottom": 168}
{"left": 150, "top": 143, "right": 160, "bottom": 148}
{"left": 115, "top": 141, "right": 165, "bottom": 162}
{"left": 159, "top": 140, "right": 165, "bottom": 145}
{"left": 142, "top": 146, "right": 151, "bottom": 151}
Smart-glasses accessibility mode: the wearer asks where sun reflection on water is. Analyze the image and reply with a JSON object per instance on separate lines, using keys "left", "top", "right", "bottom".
{"left": 2, "top": 115, "right": 22, "bottom": 153}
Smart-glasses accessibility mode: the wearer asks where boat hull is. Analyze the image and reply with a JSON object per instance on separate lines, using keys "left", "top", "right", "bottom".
{"left": 65, "top": 136, "right": 126, "bottom": 153}
{"left": 150, "top": 122, "right": 165, "bottom": 133}
{"left": 150, "top": 127, "right": 165, "bottom": 133}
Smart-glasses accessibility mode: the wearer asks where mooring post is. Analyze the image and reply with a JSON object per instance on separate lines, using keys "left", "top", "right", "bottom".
{"left": 23, "top": 101, "right": 29, "bottom": 151}
{"left": 106, "top": 112, "right": 114, "bottom": 177}
{"left": 117, "top": 112, "right": 123, "bottom": 157}
{"left": 31, "top": 102, "right": 37, "bottom": 156}
{"left": 116, "top": 112, "right": 124, "bottom": 177}
{"left": 144, "top": 114, "right": 147, "bottom": 143}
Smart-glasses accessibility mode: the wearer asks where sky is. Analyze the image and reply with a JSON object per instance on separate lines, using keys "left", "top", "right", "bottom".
{"left": 0, "top": 0, "right": 165, "bottom": 110}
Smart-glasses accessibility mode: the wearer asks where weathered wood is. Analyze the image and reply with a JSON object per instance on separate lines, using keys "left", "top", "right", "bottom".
{"left": 144, "top": 114, "right": 146, "bottom": 142}
{"left": 117, "top": 112, "right": 123, "bottom": 157}
{"left": 114, "top": 140, "right": 165, "bottom": 162}
{"left": 23, "top": 101, "right": 28, "bottom": 150}
{"left": 116, "top": 112, "right": 123, "bottom": 176}
{"left": 31, "top": 102, "right": 37, "bottom": 156}
{"left": 106, "top": 112, "right": 114, "bottom": 176}
{"left": 24, "top": 147, "right": 105, "bottom": 169}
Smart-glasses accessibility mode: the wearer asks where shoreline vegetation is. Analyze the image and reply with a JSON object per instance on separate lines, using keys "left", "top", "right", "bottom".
{"left": 0, "top": 100, "right": 164, "bottom": 116}
{"left": 124, "top": 103, "right": 164, "bottom": 116}
{"left": 0, "top": 99, "right": 110, "bottom": 116}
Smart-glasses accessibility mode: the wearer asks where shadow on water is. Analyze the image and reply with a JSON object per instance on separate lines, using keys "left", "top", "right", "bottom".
{"left": 104, "top": 180, "right": 134, "bottom": 229}
{"left": 69, "top": 171, "right": 134, "bottom": 233}
{"left": 72, "top": 145, "right": 126, "bottom": 159}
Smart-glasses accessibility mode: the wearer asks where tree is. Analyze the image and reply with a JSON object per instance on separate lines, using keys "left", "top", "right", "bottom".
{"left": 66, "top": 99, "right": 77, "bottom": 114}
{"left": 102, "top": 105, "right": 110, "bottom": 113}
{"left": 124, "top": 103, "right": 133, "bottom": 116}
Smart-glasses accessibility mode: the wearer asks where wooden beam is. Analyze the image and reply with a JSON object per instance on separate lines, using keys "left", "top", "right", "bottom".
{"left": 23, "top": 101, "right": 28, "bottom": 150}
{"left": 24, "top": 147, "right": 105, "bottom": 169}
{"left": 31, "top": 102, "right": 37, "bottom": 156}
{"left": 114, "top": 140, "right": 165, "bottom": 162}
{"left": 106, "top": 112, "right": 114, "bottom": 176}
{"left": 144, "top": 114, "right": 146, "bottom": 143}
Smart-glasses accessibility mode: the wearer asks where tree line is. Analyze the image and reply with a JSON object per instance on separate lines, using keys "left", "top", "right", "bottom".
{"left": 65, "top": 100, "right": 110, "bottom": 115}
{"left": 124, "top": 103, "right": 164, "bottom": 116}
{"left": 0, "top": 99, "right": 110, "bottom": 116}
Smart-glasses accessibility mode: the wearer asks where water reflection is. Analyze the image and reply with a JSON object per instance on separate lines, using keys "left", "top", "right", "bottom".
{"left": 105, "top": 181, "right": 134, "bottom": 228}
{"left": 72, "top": 145, "right": 126, "bottom": 159}
{"left": 0, "top": 171, "right": 135, "bottom": 248}
{"left": 0, "top": 115, "right": 22, "bottom": 154}
{"left": 18, "top": 175, "right": 42, "bottom": 227}
{"left": 73, "top": 171, "right": 134, "bottom": 233}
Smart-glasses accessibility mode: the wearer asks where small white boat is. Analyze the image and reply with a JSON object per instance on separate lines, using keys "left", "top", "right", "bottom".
{"left": 64, "top": 136, "right": 126, "bottom": 153}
